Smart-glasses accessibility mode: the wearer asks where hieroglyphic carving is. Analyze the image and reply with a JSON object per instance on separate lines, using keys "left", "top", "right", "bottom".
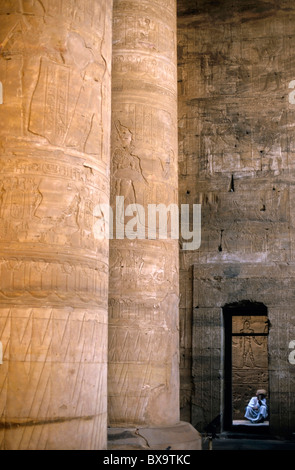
{"left": 0, "top": 157, "right": 109, "bottom": 192}
{"left": 111, "top": 103, "right": 177, "bottom": 209}
{"left": 29, "top": 58, "right": 104, "bottom": 157}
{"left": 113, "top": 13, "right": 175, "bottom": 61}
{"left": 111, "top": 120, "right": 147, "bottom": 206}
{"left": 0, "top": 15, "right": 23, "bottom": 135}
{"left": 109, "top": 298, "right": 166, "bottom": 325}
{"left": 40, "top": 0, "right": 106, "bottom": 33}
{"left": 109, "top": 242, "right": 178, "bottom": 294}
{"left": 178, "top": 7, "right": 295, "bottom": 431}
{"left": 115, "top": 103, "right": 176, "bottom": 155}
{"left": 0, "top": 0, "right": 112, "bottom": 450}
{"left": 0, "top": 176, "right": 42, "bottom": 236}
{"left": 232, "top": 316, "right": 268, "bottom": 419}
{"left": 0, "top": 158, "right": 109, "bottom": 255}
{"left": 0, "top": 258, "right": 108, "bottom": 305}
{"left": 113, "top": 54, "right": 177, "bottom": 90}
{"left": 109, "top": 0, "right": 178, "bottom": 427}
{"left": 251, "top": 36, "right": 283, "bottom": 93}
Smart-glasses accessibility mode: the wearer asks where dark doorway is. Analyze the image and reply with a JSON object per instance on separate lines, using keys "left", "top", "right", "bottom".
{"left": 223, "top": 301, "right": 269, "bottom": 431}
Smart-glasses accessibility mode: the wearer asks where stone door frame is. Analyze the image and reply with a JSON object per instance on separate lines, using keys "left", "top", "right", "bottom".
{"left": 223, "top": 301, "right": 269, "bottom": 430}
{"left": 192, "top": 262, "right": 295, "bottom": 437}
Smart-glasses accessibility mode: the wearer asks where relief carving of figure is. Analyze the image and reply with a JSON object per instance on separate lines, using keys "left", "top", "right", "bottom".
{"left": 237, "top": 319, "right": 263, "bottom": 368}
{"left": 0, "top": 177, "right": 42, "bottom": 241}
{"left": 112, "top": 120, "right": 147, "bottom": 206}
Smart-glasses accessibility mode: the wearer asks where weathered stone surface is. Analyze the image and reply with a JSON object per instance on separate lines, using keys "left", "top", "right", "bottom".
{"left": 191, "top": 262, "right": 295, "bottom": 433}
{"left": 178, "top": 0, "right": 295, "bottom": 436}
{"left": 108, "top": 422, "right": 202, "bottom": 450}
{"left": 1, "top": 0, "right": 295, "bottom": 449}
{"left": 108, "top": 0, "right": 180, "bottom": 427}
{"left": 232, "top": 315, "right": 269, "bottom": 419}
{"left": 0, "top": 1, "right": 112, "bottom": 450}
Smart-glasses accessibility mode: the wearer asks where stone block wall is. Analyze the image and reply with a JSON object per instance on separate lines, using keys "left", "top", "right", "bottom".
{"left": 178, "top": 0, "right": 295, "bottom": 436}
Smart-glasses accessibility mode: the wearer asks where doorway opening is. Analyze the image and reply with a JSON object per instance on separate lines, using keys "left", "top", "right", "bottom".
{"left": 223, "top": 301, "right": 269, "bottom": 431}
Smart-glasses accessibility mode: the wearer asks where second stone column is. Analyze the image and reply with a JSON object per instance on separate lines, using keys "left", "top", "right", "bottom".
{"left": 109, "top": 0, "right": 180, "bottom": 436}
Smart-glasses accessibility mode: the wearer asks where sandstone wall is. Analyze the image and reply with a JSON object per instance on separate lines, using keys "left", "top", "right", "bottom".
{"left": 178, "top": 0, "right": 295, "bottom": 435}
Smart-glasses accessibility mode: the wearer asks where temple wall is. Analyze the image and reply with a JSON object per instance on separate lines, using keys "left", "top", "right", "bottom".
{"left": 178, "top": 0, "right": 295, "bottom": 436}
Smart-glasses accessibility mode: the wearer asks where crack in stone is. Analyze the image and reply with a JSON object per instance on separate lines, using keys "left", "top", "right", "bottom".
{"left": 0, "top": 415, "right": 95, "bottom": 429}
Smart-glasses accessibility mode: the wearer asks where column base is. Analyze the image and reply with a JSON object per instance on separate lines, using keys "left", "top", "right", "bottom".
{"left": 107, "top": 421, "right": 202, "bottom": 450}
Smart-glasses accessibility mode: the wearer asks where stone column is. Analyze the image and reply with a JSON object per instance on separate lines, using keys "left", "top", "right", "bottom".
{"left": 108, "top": 0, "right": 201, "bottom": 449}
{"left": 0, "top": 1, "right": 112, "bottom": 450}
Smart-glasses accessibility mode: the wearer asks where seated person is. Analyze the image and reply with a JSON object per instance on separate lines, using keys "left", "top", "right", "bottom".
{"left": 244, "top": 389, "right": 268, "bottom": 423}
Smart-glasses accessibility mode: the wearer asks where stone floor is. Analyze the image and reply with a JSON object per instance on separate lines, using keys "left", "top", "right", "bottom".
{"left": 202, "top": 421, "right": 295, "bottom": 450}
{"left": 232, "top": 419, "right": 269, "bottom": 426}
{"left": 204, "top": 434, "right": 295, "bottom": 450}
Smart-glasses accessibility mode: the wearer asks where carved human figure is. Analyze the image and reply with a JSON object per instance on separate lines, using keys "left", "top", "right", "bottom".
{"left": 238, "top": 320, "right": 263, "bottom": 368}
{"left": 112, "top": 120, "right": 147, "bottom": 206}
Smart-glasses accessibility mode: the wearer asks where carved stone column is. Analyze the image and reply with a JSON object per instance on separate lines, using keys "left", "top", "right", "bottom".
{"left": 0, "top": 1, "right": 112, "bottom": 450}
{"left": 108, "top": 0, "right": 201, "bottom": 449}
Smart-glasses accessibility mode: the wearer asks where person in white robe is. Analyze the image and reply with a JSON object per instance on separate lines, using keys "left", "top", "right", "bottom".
{"left": 244, "top": 389, "right": 268, "bottom": 423}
